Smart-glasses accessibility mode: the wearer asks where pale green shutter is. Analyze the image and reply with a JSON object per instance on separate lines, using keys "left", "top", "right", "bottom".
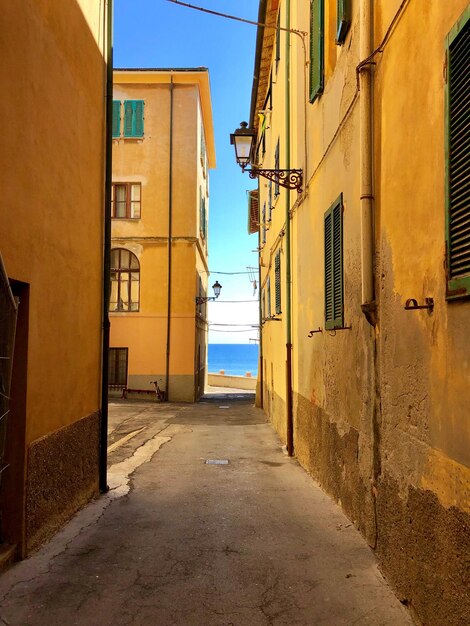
{"left": 325, "top": 195, "right": 343, "bottom": 328}
{"left": 275, "top": 251, "right": 281, "bottom": 314}
{"left": 336, "top": 0, "right": 351, "bottom": 44}
{"left": 124, "top": 101, "right": 133, "bottom": 137}
{"left": 310, "top": 0, "right": 324, "bottom": 102}
{"left": 445, "top": 12, "right": 470, "bottom": 298}
{"left": 134, "top": 100, "right": 144, "bottom": 137}
{"left": 112, "top": 101, "right": 121, "bottom": 137}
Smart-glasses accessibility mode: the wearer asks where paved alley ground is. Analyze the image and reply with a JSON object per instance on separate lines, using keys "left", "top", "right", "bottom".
{"left": 0, "top": 395, "right": 412, "bottom": 626}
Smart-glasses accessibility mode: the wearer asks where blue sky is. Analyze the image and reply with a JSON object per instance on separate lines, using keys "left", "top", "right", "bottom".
{"left": 114, "top": 0, "right": 260, "bottom": 343}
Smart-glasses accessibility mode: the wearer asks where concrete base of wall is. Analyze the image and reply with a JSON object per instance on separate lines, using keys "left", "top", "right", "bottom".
{"left": 126, "top": 374, "right": 196, "bottom": 403}
{"left": 207, "top": 373, "right": 257, "bottom": 390}
{"left": 25, "top": 411, "right": 100, "bottom": 553}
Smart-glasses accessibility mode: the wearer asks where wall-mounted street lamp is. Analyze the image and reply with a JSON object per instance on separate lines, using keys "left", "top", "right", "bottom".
{"left": 195, "top": 280, "right": 222, "bottom": 305}
{"left": 230, "top": 122, "right": 303, "bottom": 192}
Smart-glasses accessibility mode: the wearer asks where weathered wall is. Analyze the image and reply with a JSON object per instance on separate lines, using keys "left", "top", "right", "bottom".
{"left": 254, "top": 1, "right": 470, "bottom": 623}
{"left": 0, "top": 0, "right": 105, "bottom": 553}
{"left": 373, "top": 2, "right": 470, "bottom": 622}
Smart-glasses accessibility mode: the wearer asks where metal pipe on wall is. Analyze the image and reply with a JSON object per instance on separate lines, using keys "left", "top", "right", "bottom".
{"left": 165, "top": 78, "right": 174, "bottom": 400}
{"left": 99, "top": 0, "right": 113, "bottom": 493}
{"left": 359, "top": 0, "right": 375, "bottom": 316}
{"left": 285, "top": 0, "right": 294, "bottom": 456}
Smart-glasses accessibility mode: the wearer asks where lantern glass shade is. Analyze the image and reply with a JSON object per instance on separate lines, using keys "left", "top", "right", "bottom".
{"left": 212, "top": 281, "right": 222, "bottom": 298}
{"left": 230, "top": 122, "right": 256, "bottom": 168}
{"left": 233, "top": 134, "right": 253, "bottom": 166}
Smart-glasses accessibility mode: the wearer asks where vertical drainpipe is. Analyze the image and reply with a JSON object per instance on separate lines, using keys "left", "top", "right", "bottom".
{"left": 99, "top": 0, "right": 113, "bottom": 493}
{"left": 360, "top": 0, "right": 375, "bottom": 314}
{"left": 258, "top": 226, "right": 263, "bottom": 408}
{"left": 165, "top": 78, "right": 174, "bottom": 401}
{"left": 285, "top": 0, "right": 294, "bottom": 456}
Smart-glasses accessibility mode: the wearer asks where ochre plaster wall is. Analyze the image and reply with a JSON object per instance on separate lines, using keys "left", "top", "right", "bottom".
{"left": 255, "top": 1, "right": 469, "bottom": 623}
{"left": 0, "top": 0, "right": 105, "bottom": 553}
{"left": 111, "top": 74, "right": 214, "bottom": 402}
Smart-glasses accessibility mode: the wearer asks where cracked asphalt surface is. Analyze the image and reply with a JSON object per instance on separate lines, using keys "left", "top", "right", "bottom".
{"left": 0, "top": 394, "right": 412, "bottom": 625}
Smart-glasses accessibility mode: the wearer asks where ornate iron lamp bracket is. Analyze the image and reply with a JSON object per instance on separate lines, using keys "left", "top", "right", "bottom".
{"left": 195, "top": 296, "right": 216, "bottom": 305}
{"left": 247, "top": 168, "right": 303, "bottom": 192}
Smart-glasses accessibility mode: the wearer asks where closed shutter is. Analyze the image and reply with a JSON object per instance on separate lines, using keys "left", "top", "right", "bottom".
{"left": 275, "top": 251, "right": 281, "bottom": 314}
{"left": 324, "top": 195, "right": 343, "bottom": 329}
{"left": 262, "top": 203, "right": 267, "bottom": 244}
{"left": 274, "top": 140, "right": 280, "bottom": 197}
{"left": 336, "top": 0, "right": 351, "bottom": 44}
{"left": 112, "top": 101, "right": 121, "bottom": 137}
{"left": 446, "top": 14, "right": 470, "bottom": 298}
{"left": 310, "top": 0, "right": 324, "bottom": 102}
{"left": 124, "top": 101, "right": 133, "bottom": 136}
{"left": 123, "top": 100, "right": 144, "bottom": 137}
{"left": 267, "top": 278, "right": 271, "bottom": 318}
{"left": 134, "top": 100, "right": 144, "bottom": 137}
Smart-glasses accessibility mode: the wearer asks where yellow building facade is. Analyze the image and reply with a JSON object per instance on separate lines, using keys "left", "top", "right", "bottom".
{"left": 249, "top": 1, "right": 469, "bottom": 624}
{"left": 110, "top": 70, "right": 216, "bottom": 402}
{"left": 0, "top": 0, "right": 108, "bottom": 557}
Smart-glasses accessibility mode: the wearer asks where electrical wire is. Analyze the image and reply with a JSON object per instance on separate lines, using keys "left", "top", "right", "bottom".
{"left": 165, "top": 0, "right": 307, "bottom": 37}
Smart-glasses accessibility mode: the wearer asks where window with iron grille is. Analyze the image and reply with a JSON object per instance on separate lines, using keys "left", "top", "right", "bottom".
{"left": 445, "top": 9, "right": 470, "bottom": 299}
{"left": 112, "top": 183, "right": 141, "bottom": 219}
{"left": 310, "top": 0, "right": 324, "bottom": 102}
{"left": 336, "top": 0, "right": 351, "bottom": 45}
{"left": 108, "top": 348, "right": 128, "bottom": 386}
{"left": 324, "top": 195, "right": 344, "bottom": 329}
{"left": 110, "top": 248, "right": 140, "bottom": 312}
{"left": 275, "top": 251, "right": 281, "bottom": 315}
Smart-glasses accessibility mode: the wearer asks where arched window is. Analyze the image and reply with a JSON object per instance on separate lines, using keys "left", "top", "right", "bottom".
{"left": 110, "top": 248, "right": 140, "bottom": 312}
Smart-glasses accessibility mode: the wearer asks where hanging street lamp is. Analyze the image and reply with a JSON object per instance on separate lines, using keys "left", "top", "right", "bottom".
{"left": 195, "top": 280, "right": 222, "bottom": 305}
{"left": 230, "top": 122, "right": 303, "bottom": 192}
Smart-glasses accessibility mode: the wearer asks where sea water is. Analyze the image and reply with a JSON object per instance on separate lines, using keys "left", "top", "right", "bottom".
{"left": 208, "top": 344, "right": 259, "bottom": 376}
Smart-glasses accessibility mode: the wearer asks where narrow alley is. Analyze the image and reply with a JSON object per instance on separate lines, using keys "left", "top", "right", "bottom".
{"left": 0, "top": 396, "right": 412, "bottom": 626}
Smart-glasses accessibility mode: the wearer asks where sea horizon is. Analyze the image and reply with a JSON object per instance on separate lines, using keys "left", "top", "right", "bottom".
{"left": 208, "top": 343, "right": 259, "bottom": 376}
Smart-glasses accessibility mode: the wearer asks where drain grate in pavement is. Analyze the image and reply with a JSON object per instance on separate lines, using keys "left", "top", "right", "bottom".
{"left": 205, "top": 459, "right": 229, "bottom": 465}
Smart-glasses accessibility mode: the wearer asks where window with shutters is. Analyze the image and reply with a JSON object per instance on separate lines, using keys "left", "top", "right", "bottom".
{"left": 268, "top": 180, "right": 273, "bottom": 221}
{"left": 110, "top": 248, "right": 140, "bottom": 312}
{"left": 324, "top": 195, "right": 344, "bottom": 329}
{"left": 123, "top": 100, "right": 144, "bottom": 138}
{"left": 445, "top": 9, "right": 470, "bottom": 299}
{"left": 275, "top": 250, "right": 281, "bottom": 315}
{"left": 336, "top": 0, "right": 351, "bottom": 45}
{"left": 275, "top": 13, "right": 281, "bottom": 74}
{"left": 112, "top": 183, "right": 141, "bottom": 219}
{"left": 274, "top": 140, "right": 280, "bottom": 198}
{"left": 112, "top": 101, "right": 121, "bottom": 138}
{"left": 199, "top": 187, "right": 207, "bottom": 239}
{"left": 267, "top": 277, "right": 272, "bottom": 318}
{"left": 310, "top": 0, "right": 324, "bottom": 103}
{"left": 108, "top": 348, "right": 128, "bottom": 386}
{"left": 262, "top": 202, "right": 267, "bottom": 244}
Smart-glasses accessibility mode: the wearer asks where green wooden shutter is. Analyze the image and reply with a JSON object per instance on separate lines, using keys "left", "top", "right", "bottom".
{"left": 336, "top": 0, "right": 351, "bottom": 44}
{"left": 324, "top": 195, "right": 343, "bottom": 329}
{"left": 310, "top": 0, "right": 324, "bottom": 102}
{"left": 134, "top": 100, "right": 144, "bottom": 137}
{"left": 124, "top": 101, "right": 134, "bottom": 137}
{"left": 262, "top": 203, "right": 266, "bottom": 244}
{"left": 123, "top": 100, "right": 144, "bottom": 137}
{"left": 112, "top": 101, "right": 121, "bottom": 137}
{"left": 446, "top": 11, "right": 470, "bottom": 298}
{"left": 274, "top": 140, "right": 280, "bottom": 197}
{"left": 275, "top": 251, "right": 281, "bottom": 314}
{"left": 276, "top": 13, "right": 281, "bottom": 72}
{"left": 267, "top": 278, "right": 271, "bottom": 318}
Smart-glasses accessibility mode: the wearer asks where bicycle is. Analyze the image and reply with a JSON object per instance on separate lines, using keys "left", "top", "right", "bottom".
{"left": 150, "top": 380, "right": 166, "bottom": 402}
